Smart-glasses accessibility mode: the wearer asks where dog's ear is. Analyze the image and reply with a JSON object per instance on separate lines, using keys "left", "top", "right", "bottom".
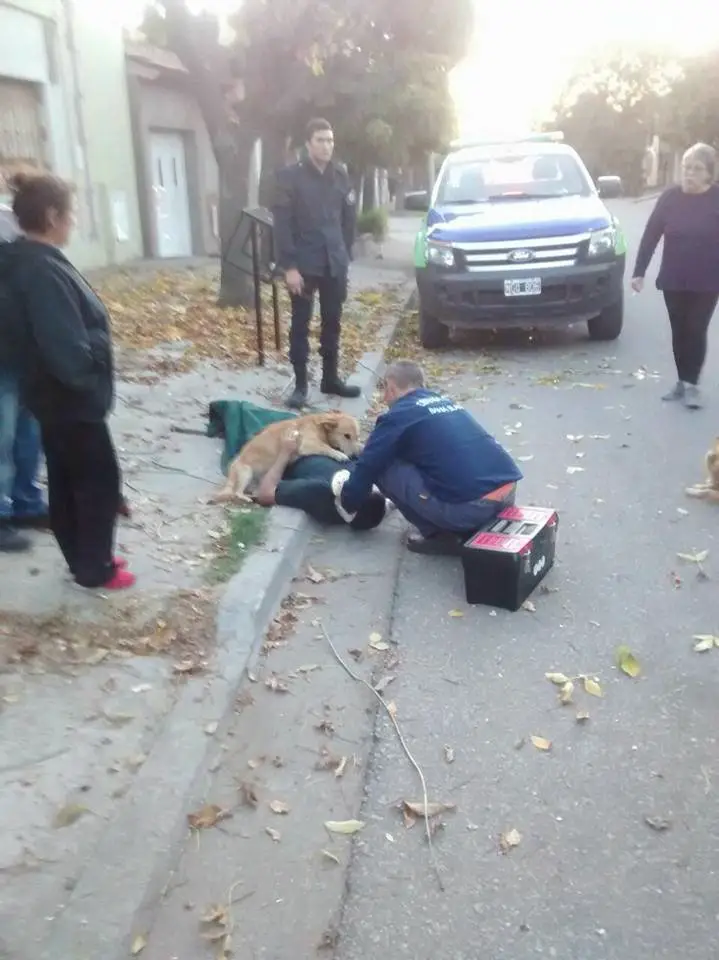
{"left": 318, "top": 414, "right": 340, "bottom": 433}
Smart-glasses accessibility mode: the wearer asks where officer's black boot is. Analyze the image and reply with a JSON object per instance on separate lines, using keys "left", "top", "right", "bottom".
{"left": 320, "top": 353, "right": 361, "bottom": 399}
{"left": 287, "top": 364, "right": 309, "bottom": 410}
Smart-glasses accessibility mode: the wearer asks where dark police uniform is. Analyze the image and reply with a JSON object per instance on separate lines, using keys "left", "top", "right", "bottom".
{"left": 273, "top": 159, "right": 359, "bottom": 406}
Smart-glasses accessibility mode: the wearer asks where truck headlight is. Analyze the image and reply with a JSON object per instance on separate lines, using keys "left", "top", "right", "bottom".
{"left": 427, "top": 240, "right": 455, "bottom": 268}
{"left": 587, "top": 226, "right": 616, "bottom": 258}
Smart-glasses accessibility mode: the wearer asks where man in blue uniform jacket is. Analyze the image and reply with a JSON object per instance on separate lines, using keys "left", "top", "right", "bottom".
{"left": 336, "top": 360, "right": 522, "bottom": 555}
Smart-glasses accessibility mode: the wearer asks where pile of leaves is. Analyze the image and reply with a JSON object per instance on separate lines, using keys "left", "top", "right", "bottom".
{"left": 94, "top": 267, "right": 401, "bottom": 378}
{"left": 0, "top": 589, "right": 217, "bottom": 672}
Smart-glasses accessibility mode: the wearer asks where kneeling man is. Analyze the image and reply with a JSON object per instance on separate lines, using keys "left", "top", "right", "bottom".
{"left": 337, "top": 360, "right": 522, "bottom": 555}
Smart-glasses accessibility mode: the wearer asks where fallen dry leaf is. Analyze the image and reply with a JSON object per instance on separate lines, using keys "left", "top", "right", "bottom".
{"left": 522, "top": 600, "right": 537, "bottom": 613}
{"left": 448, "top": 609, "right": 465, "bottom": 618}
{"left": 615, "top": 646, "right": 641, "bottom": 678}
{"left": 583, "top": 677, "right": 603, "bottom": 697}
{"left": 530, "top": 736, "right": 552, "bottom": 752}
{"left": 265, "top": 675, "right": 290, "bottom": 693}
{"left": 443, "top": 744, "right": 455, "bottom": 764}
{"left": 324, "top": 819, "right": 365, "bottom": 835}
{"left": 678, "top": 549, "right": 709, "bottom": 564}
{"left": 239, "top": 782, "right": 259, "bottom": 808}
{"left": 201, "top": 904, "right": 229, "bottom": 926}
{"left": 53, "top": 803, "right": 89, "bottom": 829}
{"left": 321, "top": 848, "right": 341, "bottom": 865}
{"left": 315, "top": 747, "right": 344, "bottom": 772}
{"left": 315, "top": 719, "right": 335, "bottom": 737}
{"left": 545, "top": 672, "right": 570, "bottom": 685}
{"left": 645, "top": 815, "right": 671, "bottom": 832}
{"left": 334, "top": 756, "right": 348, "bottom": 779}
{"left": 265, "top": 827, "right": 281, "bottom": 842}
{"left": 499, "top": 828, "right": 522, "bottom": 853}
{"left": 204, "top": 721, "right": 219, "bottom": 736}
{"left": 403, "top": 800, "right": 456, "bottom": 818}
{"left": 386, "top": 701, "right": 398, "bottom": 720}
{"left": 566, "top": 466, "right": 585, "bottom": 475}
{"left": 559, "top": 680, "right": 574, "bottom": 705}
{"left": 576, "top": 711, "right": 590, "bottom": 723}
{"left": 692, "top": 635, "right": 719, "bottom": 652}
{"left": 374, "top": 674, "right": 395, "bottom": 694}
{"left": 269, "top": 800, "right": 290, "bottom": 815}
{"left": 369, "top": 632, "right": 389, "bottom": 651}
{"left": 187, "top": 804, "right": 229, "bottom": 830}
{"left": 306, "top": 565, "right": 326, "bottom": 584}
{"left": 131, "top": 934, "right": 147, "bottom": 956}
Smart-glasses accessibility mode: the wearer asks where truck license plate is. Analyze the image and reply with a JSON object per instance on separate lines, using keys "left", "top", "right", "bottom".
{"left": 504, "top": 278, "right": 542, "bottom": 297}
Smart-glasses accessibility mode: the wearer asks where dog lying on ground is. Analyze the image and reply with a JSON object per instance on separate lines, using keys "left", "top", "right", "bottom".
{"left": 685, "top": 438, "right": 719, "bottom": 501}
{"left": 210, "top": 411, "right": 361, "bottom": 504}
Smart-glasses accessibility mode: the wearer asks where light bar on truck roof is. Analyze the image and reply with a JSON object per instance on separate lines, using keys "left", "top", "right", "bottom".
{"left": 449, "top": 132, "right": 565, "bottom": 151}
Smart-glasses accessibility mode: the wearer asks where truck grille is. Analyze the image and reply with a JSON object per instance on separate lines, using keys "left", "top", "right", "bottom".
{"left": 453, "top": 233, "right": 589, "bottom": 273}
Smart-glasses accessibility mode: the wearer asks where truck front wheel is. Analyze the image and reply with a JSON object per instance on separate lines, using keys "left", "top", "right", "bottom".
{"left": 588, "top": 296, "right": 624, "bottom": 341}
{"left": 418, "top": 300, "right": 450, "bottom": 349}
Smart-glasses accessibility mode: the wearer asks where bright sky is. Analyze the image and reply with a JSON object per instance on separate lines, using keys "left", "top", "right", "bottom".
{"left": 117, "top": 0, "right": 719, "bottom": 138}
{"left": 452, "top": 0, "right": 719, "bottom": 138}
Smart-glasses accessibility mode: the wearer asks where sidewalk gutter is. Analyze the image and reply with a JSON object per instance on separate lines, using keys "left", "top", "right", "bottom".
{"left": 36, "top": 304, "right": 408, "bottom": 960}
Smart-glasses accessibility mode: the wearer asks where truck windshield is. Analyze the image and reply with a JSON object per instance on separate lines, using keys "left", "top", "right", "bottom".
{"left": 436, "top": 151, "right": 593, "bottom": 205}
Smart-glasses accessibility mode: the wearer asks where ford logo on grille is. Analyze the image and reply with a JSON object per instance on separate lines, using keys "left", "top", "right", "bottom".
{"left": 508, "top": 248, "right": 535, "bottom": 263}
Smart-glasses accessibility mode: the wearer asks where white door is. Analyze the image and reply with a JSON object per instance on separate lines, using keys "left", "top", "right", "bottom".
{"left": 150, "top": 131, "right": 193, "bottom": 258}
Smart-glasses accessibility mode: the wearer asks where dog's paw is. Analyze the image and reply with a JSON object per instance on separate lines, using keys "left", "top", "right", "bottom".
{"left": 331, "top": 451, "right": 350, "bottom": 462}
{"left": 685, "top": 485, "right": 708, "bottom": 499}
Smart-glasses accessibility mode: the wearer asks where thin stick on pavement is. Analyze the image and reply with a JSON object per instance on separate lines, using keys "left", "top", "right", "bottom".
{"left": 320, "top": 622, "right": 445, "bottom": 892}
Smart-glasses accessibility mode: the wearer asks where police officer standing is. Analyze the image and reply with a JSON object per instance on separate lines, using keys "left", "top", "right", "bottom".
{"left": 273, "top": 118, "right": 361, "bottom": 409}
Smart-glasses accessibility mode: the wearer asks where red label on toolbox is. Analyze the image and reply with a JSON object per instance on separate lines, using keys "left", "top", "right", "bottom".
{"left": 469, "top": 532, "right": 527, "bottom": 553}
{"left": 465, "top": 506, "right": 558, "bottom": 554}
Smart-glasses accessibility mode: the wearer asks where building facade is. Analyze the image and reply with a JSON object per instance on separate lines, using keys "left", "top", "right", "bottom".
{"left": 0, "top": 0, "right": 142, "bottom": 269}
{"left": 125, "top": 40, "right": 220, "bottom": 260}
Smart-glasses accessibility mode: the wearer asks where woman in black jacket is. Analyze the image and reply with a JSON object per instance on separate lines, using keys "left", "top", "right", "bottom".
{"left": 7, "top": 171, "right": 134, "bottom": 589}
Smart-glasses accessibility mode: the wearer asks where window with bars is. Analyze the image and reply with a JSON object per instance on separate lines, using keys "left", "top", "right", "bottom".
{"left": 0, "top": 78, "right": 44, "bottom": 168}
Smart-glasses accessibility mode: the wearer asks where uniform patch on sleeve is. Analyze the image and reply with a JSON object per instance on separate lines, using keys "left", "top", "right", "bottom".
{"left": 346, "top": 189, "right": 356, "bottom": 206}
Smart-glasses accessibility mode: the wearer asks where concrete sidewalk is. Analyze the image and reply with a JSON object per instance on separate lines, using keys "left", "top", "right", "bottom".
{"left": 0, "top": 254, "right": 413, "bottom": 960}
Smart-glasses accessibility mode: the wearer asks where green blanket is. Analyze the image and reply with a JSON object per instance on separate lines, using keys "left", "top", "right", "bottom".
{"left": 207, "top": 400, "right": 296, "bottom": 474}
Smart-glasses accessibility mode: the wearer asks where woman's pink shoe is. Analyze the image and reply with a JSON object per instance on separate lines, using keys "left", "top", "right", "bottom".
{"left": 103, "top": 568, "right": 136, "bottom": 590}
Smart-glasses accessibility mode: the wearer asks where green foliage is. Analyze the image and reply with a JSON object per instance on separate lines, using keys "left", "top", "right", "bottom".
{"left": 546, "top": 43, "right": 719, "bottom": 192}
{"left": 146, "top": 0, "right": 471, "bottom": 170}
{"left": 546, "top": 46, "right": 682, "bottom": 192}
{"left": 356, "top": 207, "right": 388, "bottom": 242}
{"left": 660, "top": 49, "right": 719, "bottom": 150}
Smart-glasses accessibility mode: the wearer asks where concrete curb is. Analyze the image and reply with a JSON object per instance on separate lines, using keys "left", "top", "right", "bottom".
{"left": 36, "top": 305, "right": 407, "bottom": 960}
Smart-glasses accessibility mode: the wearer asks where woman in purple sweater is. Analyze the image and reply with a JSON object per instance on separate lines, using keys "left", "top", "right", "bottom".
{"left": 632, "top": 142, "right": 719, "bottom": 409}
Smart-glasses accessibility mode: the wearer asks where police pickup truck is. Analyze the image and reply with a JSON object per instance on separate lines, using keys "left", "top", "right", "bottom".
{"left": 407, "top": 134, "right": 626, "bottom": 348}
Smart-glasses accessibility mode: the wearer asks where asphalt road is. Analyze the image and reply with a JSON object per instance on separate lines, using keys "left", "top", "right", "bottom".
{"left": 333, "top": 197, "right": 719, "bottom": 960}
{"left": 137, "top": 198, "right": 719, "bottom": 960}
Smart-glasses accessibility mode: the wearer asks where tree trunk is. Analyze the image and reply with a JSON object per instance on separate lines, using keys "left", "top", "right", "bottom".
{"left": 217, "top": 136, "right": 256, "bottom": 308}
{"left": 258, "top": 127, "right": 291, "bottom": 209}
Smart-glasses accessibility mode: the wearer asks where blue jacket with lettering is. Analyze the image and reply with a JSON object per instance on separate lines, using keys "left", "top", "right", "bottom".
{"left": 340, "top": 388, "right": 522, "bottom": 512}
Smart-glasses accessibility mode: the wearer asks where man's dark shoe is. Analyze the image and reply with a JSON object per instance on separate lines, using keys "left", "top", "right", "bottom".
{"left": 287, "top": 365, "right": 309, "bottom": 410}
{"left": 13, "top": 512, "right": 50, "bottom": 530}
{"left": 320, "top": 353, "right": 360, "bottom": 399}
{"left": 0, "top": 525, "right": 32, "bottom": 552}
{"left": 406, "top": 531, "right": 467, "bottom": 557}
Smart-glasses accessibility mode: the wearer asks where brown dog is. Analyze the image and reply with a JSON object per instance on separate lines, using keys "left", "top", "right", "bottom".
{"left": 685, "top": 438, "right": 719, "bottom": 501}
{"left": 210, "top": 411, "right": 361, "bottom": 504}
